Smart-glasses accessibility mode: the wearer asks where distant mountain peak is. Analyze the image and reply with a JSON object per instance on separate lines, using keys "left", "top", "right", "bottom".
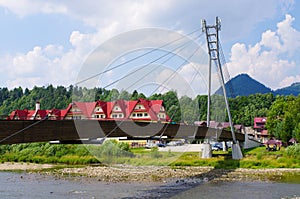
{"left": 216, "top": 73, "right": 272, "bottom": 97}
{"left": 274, "top": 82, "right": 300, "bottom": 96}
{"left": 215, "top": 73, "right": 300, "bottom": 97}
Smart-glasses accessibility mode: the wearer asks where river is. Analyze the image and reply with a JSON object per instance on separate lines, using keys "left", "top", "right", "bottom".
{"left": 0, "top": 172, "right": 299, "bottom": 199}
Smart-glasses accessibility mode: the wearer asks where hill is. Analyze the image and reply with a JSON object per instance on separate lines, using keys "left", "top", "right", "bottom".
{"left": 274, "top": 82, "right": 300, "bottom": 96}
{"left": 216, "top": 74, "right": 272, "bottom": 97}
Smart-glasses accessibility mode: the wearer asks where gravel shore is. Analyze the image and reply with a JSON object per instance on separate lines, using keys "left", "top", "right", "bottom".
{"left": 45, "top": 165, "right": 300, "bottom": 183}
{"left": 1, "top": 162, "right": 300, "bottom": 183}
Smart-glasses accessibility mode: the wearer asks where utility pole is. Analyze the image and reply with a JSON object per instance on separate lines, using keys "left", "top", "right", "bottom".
{"left": 202, "top": 17, "right": 243, "bottom": 159}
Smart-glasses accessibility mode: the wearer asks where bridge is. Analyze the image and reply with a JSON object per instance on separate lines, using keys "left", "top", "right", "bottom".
{"left": 0, "top": 120, "right": 245, "bottom": 145}
{"left": 0, "top": 18, "right": 249, "bottom": 159}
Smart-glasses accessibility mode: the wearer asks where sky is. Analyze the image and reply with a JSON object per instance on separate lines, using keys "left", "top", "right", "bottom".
{"left": 0, "top": 0, "right": 299, "bottom": 93}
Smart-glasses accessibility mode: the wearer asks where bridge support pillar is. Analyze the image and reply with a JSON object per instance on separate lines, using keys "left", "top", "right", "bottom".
{"left": 232, "top": 142, "right": 243, "bottom": 160}
{"left": 201, "top": 143, "right": 212, "bottom": 158}
{"left": 222, "top": 141, "right": 228, "bottom": 151}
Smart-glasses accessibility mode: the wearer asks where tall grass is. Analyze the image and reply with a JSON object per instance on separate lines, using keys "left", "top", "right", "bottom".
{"left": 1, "top": 143, "right": 299, "bottom": 168}
{"left": 285, "top": 144, "right": 300, "bottom": 158}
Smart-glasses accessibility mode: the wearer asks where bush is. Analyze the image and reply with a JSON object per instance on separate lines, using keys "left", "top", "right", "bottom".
{"left": 150, "top": 146, "right": 162, "bottom": 158}
{"left": 285, "top": 144, "right": 300, "bottom": 158}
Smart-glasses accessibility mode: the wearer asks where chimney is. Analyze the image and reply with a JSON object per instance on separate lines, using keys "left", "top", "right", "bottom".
{"left": 35, "top": 101, "right": 40, "bottom": 112}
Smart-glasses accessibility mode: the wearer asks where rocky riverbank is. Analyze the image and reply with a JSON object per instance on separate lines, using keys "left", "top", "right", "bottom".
{"left": 1, "top": 162, "right": 300, "bottom": 184}
{"left": 45, "top": 164, "right": 300, "bottom": 183}
{"left": 0, "top": 162, "right": 54, "bottom": 171}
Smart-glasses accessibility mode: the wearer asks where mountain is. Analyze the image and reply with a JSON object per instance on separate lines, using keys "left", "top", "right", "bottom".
{"left": 216, "top": 74, "right": 272, "bottom": 97}
{"left": 274, "top": 82, "right": 300, "bottom": 96}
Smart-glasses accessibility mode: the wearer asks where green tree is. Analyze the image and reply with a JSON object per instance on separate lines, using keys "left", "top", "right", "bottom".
{"left": 130, "top": 90, "right": 139, "bottom": 100}
{"left": 266, "top": 95, "right": 300, "bottom": 143}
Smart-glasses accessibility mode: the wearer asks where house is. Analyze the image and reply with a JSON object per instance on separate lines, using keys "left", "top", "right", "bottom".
{"left": 9, "top": 98, "right": 171, "bottom": 122}
{"left": 253, "top": 117, "right": 269, "bottom": 141}
{"left": 9, "top": 101, "right": 50, "bottom": 120}
{"left": 254, "top": 117, "right": 267, "bottom": 132}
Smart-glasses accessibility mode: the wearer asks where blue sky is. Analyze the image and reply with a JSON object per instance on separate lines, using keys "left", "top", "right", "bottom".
{"left": 0, "top": 0, "right": 299, "bottom": 92}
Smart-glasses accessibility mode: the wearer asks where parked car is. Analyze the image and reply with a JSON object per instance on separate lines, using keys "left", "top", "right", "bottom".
{"left": 211, "top": 142, "right": 223, "bottom": 151}
{"left": 156, "top": 143, "right": 166, "bottom": 147}
{"left": 167, "top": 140, "right": 184, "bottom": 146}
{"left": 145, "top": 143, "right": 155, "bottom": 149}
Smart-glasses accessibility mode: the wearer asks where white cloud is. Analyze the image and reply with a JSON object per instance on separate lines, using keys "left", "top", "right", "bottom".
{"left": 0, "top": 0, "right": 298, "bottom": 90}
{"left": 0, "top": 43, "right": 84, "bottom": 89}
{"left": 227, "top": 14, "right": 300, "bottom": 89}
{"left": 279, "top": 75, "right": 300, "bottom": 88}
{"left": 0, "top": 0, "right": 67, "bottom": 17}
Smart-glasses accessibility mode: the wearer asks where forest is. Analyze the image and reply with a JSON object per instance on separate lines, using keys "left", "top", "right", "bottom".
{"left": 0, "top": 85, "right": 299, "bottom": 142}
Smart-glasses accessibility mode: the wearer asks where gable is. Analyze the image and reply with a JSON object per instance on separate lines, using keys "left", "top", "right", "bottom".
{"left": 74, "top": 101, "right": 97, "bottom": 118}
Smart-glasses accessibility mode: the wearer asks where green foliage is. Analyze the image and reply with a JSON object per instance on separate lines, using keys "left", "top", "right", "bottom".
{"left": 285, "top": 144, "right": 300, "bottom": 158}
{"left": 0, "top": 142, "right": 98, "bottom": 164}
{"left": 0, "top": 85, "right": 72, "bottom": 115}
{"left": 266, "top": 95, "right": 300, "bottom": 142}
{"left": 150, "top": 146, "right": 162, "bottom": 158}
{"left": 1, "top": 143, "right": 300, "bottom": 168}
{"left": 230, "top": 93, "right": 275, "bottom": 126}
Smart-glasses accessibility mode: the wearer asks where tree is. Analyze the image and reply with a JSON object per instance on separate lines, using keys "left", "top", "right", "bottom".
{"left": 130, "top": 90, "right": 139, "bottom": 100}
{"left": 266, "top": 95, "right": 300, "bottom": 143}
{"left": 119, "top": 90, "right": 130, "bottom": 100}
{"left": 106, "top": 89, "right": 119, "bottom": 101}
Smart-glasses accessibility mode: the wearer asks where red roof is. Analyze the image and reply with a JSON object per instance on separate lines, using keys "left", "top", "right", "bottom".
{"left": 61, "top": 103, "right": 72, "bottom": 118}
{"left": 254, "top": 117, "right": 267, "bottom": 123}
{"left": 254, "top": 117, "right": 267, "bottom": 129}
{"left": 9, "top": 110, "right": 28, "bottom": 120}
{"left": 9, "top": 98, "right": 170, "bottom": 122}
{"left": 74, "top": 101, "right": 97, "bottom": 119}
{"left": 127, "top": 100, "right": 138, "bottom": 116}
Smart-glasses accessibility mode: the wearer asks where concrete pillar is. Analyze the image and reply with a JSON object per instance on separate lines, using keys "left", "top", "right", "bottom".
{"left": 222, "top": 141, "right": 228, "bottom": 151}
{"left": 232, "top": 142, "right": 243, "bottom": 160}
{"left": 201, "top": 143, "right": 212, "bottom": 158}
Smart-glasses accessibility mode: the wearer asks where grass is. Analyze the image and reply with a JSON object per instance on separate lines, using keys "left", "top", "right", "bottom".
{"left": 0, "top": 142, "right": 299, "bottom": 169}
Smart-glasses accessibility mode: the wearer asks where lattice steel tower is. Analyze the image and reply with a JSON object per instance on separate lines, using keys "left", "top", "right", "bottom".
{"left": 202, "top": 17, "right": 243, "bottom": 159}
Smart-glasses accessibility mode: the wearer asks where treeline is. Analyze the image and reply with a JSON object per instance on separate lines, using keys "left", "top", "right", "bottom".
{"left": 0, "top": 85, "right": 72, "bottom": 116}
{"left": 266, "top": 95, "right": 300, "bottom": 143}
{"left": 0, "top": 85, "right": 298, "bottom": 134}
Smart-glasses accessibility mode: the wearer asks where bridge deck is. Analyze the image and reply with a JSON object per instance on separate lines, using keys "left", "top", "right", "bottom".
{"left": 0, "top": 120, "right": 244, "bottom": 144}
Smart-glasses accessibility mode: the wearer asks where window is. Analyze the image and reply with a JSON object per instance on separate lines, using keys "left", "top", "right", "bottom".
{"left": 119, "top": 114, "right": 123, "bottom": 118}
{"left": 137, "top": 113, "right": 143, "bottom": 117}
{"left": 133, "top": 113, "right": 136, "bottom": 117}
{"left": 73, "top": 116, "right": 81, "bottom": 120}
{"left": 144, "top": 113, "right": 148, "bottom": 117}
{"left": 158, "top": 114, "right": 165, "bottom": 119}
{"left": 72, "top": 108, "right": 80, "bottom": 112}
{"left": 135, "top": 105, "right": 144, "bottom": 110}
{"left": 95, "top": 107, "right": 102, "bottom": 112}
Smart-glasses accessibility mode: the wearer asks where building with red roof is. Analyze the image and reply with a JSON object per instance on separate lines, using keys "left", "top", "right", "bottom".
{"left": 253, "top": 117, "right": 269, "bottom": 142}
{"left": 9, "top": 98, "right": 171, "bottom": 122}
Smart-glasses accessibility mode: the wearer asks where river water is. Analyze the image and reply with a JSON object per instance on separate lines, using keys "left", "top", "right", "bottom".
{"left": 0, "top": 172, "right": 299, "bottom": 199}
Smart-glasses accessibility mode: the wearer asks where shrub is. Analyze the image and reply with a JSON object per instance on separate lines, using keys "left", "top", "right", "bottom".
{"left": 285, "top": 144, "right": 300, "bottom": 158}
{"left": 150, "top": 146, "right": 162, "bottom": 158}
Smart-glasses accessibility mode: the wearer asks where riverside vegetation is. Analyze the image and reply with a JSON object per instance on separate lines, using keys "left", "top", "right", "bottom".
{"left": 0, "top": 140, "right": 299, "bottom": 169}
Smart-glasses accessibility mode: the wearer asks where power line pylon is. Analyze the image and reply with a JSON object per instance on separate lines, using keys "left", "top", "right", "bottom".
{"left": 202, "top": 17, "right": 243, "bottom": 159}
